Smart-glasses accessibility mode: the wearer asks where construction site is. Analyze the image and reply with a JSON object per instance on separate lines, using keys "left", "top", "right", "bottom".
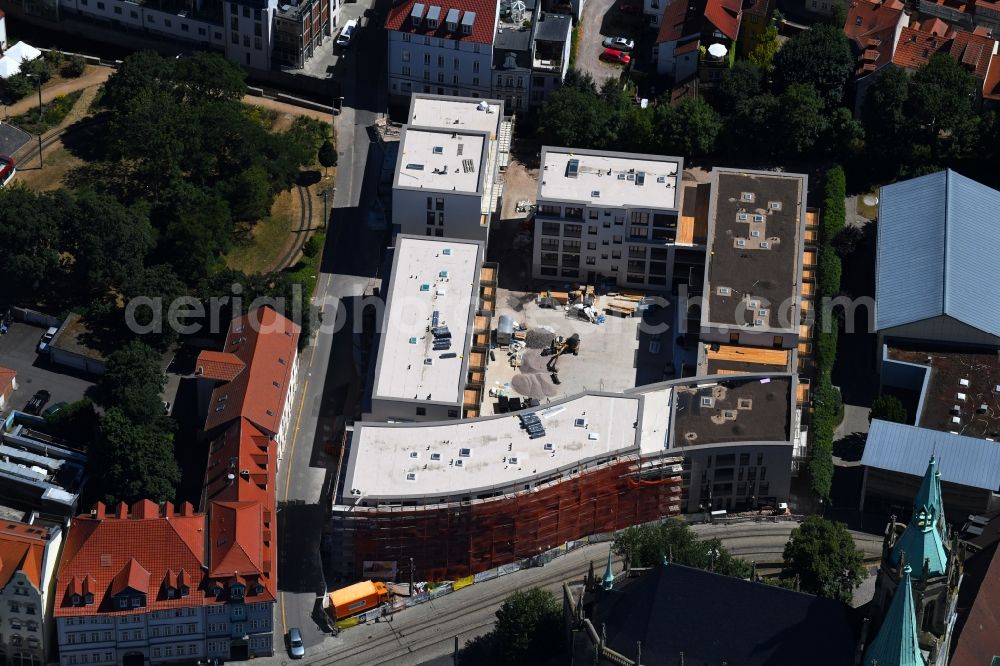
{"left": 478, "top": 284, "right": 677, "bottom": 414}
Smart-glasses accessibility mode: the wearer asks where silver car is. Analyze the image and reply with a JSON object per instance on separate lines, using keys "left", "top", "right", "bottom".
{"left": 288, "top": 628, "right": 305, "bottom": 659}
{"left": 602, "top": 36, "right": 635, "bottom": 51}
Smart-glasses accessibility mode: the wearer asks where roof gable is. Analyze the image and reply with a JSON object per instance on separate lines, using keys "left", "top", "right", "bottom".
{"left": 876, "top": 170, "right": 1000, "bottom": 337}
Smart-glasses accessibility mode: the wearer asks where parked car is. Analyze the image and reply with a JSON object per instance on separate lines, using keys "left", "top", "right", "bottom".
{"left": 288, "top": 628, "right": 305, "bottom": 659}
{"left": 601, "top": 48, "right": 632, "bottom": 64}
{"left": 37, "top": 326, "right": 58, "bottom": 354}
{"left": 25, "top": 390, "right": 51, "bottom": 415}
{"left": 602, "top": 36, "right": 635, "bottom": 51}
{"left": 43, "top": 402, "right": 68, "bottom": 418}
{"left": 337, "top": 19, "right": 358, "bottom": 47}
{"left": 618, "top": 1, "right": 643, "bottom": 13}
{"left": 0, "top": 154, "right": 15, "bottom": 188}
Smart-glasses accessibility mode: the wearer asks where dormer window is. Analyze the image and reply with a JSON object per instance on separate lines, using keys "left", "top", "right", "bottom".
{"left": 84, "top": 593, "right": 94, "bottom": 605}
{"left": 252, "top": 583, "right": 265, "bottom": 595}
{"left": 855, "top": 15, "right": 862, "bottom": 25}
{"left": 210, "top": 584, "right": 223, "bottom": 597}
{"left": 166, "top": 587, "right": 176, "bottom": 599}
{"left": 131, "top": 596, "right": 142, "bottom": 608}
{"left": 231, "top": 584, "right": 245, "bottom": 599}
{"left": 118, "top": 598, "right": 128, "bottom": 609}
{"left": 71, "top": 593, "right": 81, "bottom": 606}
{"left": 179, "top": 585, "right": 190, "bottom": 597}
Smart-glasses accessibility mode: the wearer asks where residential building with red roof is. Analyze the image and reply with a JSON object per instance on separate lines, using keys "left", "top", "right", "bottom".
{"left": 891, "top": 18, "right": 998, "bottom": 90}
{"left": 0, "top": 521, "right": 62, "bottom": 666}
{"left": 0, "top": 366, "right": 16, "bottom": 411}
{"left": 387, "top": 0, "right": 501, "bottom": 102}
{"left": 843, "top": 0, "right": 909, "bottom": 111}
{"left": 54, "top": 307, "right": 298, "bottom": 666}
{"left": 983, "top": 53, "right": 1000, "bottom": 103}
{"left": 950, "top": 541, "right": 1000, "bottom": 665}
{"left": 739, "top": 0, "right": 774, "bottom": 58}
{"left": 654, "top": 0, "right": 742, "bottom": 84}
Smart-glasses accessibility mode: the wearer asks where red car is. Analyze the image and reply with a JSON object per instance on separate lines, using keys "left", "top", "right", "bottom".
{"left": 601, "top": 48, "right": 632, "bottom": 64}
{"left": 619, "top": 1, "right": 643, "bottom": 14}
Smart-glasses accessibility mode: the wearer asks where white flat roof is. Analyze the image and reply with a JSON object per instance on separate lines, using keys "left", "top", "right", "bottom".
{"left": 397, "top": 128, "right": 486, "bottom": 194}
{"left": 408, "top": 96, "right": 502, "bottom": 136}
{"left": 347, "top": 393, "right": 642, "bottom": 499}
{"left": 539, "top": 147, "right": 682, "bottom": 209}
{"left": 637, "top": 386, "right": 673, "bottom": 455}
{"left": 372, "top": 236, "right": 481, "bottom": 406}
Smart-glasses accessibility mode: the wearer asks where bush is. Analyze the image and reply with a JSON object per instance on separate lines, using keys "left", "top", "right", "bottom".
{"left": 44, "top": 49, "right": 65, "bottom": 67}
{"left": 61, "top": 55, "right": 87, "bottom": 78}
{"left": 301, "top": 234, "right": 322, "bottom": 258}
{"left": 20, "top": 56, "right": 54, "bottom": 86}
{"left": 870, "top": 393, "right": 907, "bottom": 423}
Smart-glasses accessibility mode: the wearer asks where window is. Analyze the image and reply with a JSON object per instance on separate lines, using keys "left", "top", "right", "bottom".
{"left": 403, "top": 33, "right": 411, "bottom": 41}
{"left": 438, "top": 55, "right": 444, "bottom": 66}
{"left": 473, "top": 77, "right": 479, "bottom": 86}
{"left": 114, "top": 5, "right": 121, "bottom": 13}
{"left": 402, "top": 66, "right": 411, "bottom": 76}
{"left": 244, "top": 34, "right": 251, "bottom": 47}
{"left": 447, "top": 409, "right": 459, "bottom": 418}
{"left": 541, "top": 222, "right": 561, "bottom": 236}
{"left": 164, "top": 18, "right": 171, "bottom": 26}
{"left": 131, "top": 9, "right": 138, "bottom": 17}
{"left": 740, "top": 453, "right": 749, "bottom": 466}
{"left": 586, "top": 256, "right": 596, "bottom": 265}
{"left": 243, "top": 6, "right": 250, "bottom": 16}
{"left": 416, "top": 407, "right": 426, "bottom": 416}
{"left": 424, "top": 53, "right": 431, "bottom": 65}
{"left": 231, "top": 31, "right": 239, "bottom": 44}
{"left": 587, "top": 242, "right": 597, "bottom": 250}
{"left": 255, "top": 37, "right": 262, "bottom": 50}
{"left": 96, "top": 1, "right": 104, "bottom": 8}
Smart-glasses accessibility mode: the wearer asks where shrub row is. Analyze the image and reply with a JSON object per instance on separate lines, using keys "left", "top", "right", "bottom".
{"left": 808, "top": 165, "right": 847, "bottom": 503}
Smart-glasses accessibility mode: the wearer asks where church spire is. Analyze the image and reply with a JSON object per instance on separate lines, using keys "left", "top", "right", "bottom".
{"left": 890, "top": 457, "right": 948, "bottom": 578}
{"left": 862, "top": 565, "right": 925, "bottom": 666}
{"left": 602, "top": 545, "right": 615, "bottom": 591}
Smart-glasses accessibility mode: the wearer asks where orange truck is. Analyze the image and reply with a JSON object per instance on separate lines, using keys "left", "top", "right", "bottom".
{"left": 328, "top": 581, "right": 390, "bottom": 620}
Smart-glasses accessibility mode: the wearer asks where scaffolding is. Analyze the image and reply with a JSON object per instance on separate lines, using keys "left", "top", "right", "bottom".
{"left": 330, "top": 454, "right": 684, "bottom": 581}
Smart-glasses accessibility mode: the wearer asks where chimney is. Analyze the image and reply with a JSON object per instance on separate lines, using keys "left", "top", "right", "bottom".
{"left": 93, "top": 502, "right": 106, "bottom": 519}
{"left": 180, "top": 502, "right": 195, "bottom": 516}
{"left": 116, "top": 502, "right": 129, "bottom": 519}
{"left": 163, "top": 501, "right": 175, "bottom": 518}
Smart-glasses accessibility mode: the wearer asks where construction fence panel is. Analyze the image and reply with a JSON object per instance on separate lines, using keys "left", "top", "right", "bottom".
{"left": 405, "top": 591, "right": 431, "bottom": 607}
{"left": 335, "top": 617, "right": 360, "bottom": 630}
{"left": 497, "top": 561, "right": 522, "bottom": 576}
{"left": 453, "top": 575, "right": 475, "bottom": 591}
{"left": 429, "top": 583, "right": 454, "bottom": 599}
{"left": 474, "top": 568, "right": 498, "bottom": 583}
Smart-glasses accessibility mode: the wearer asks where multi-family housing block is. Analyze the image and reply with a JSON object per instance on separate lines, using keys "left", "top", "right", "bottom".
{"left": 0, "top": 522, "right": 63, "bottom": 666}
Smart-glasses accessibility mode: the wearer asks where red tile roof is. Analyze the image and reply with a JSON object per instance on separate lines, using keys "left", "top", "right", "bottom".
{"left": 950, "top": 543, "right": 1000, "bottom": 665}
{"left": 203, "top": 306, "right": 300, "bottom": 436}
{"left": 843, "top": 0, "right": 907, "bottom": 73}
{"left": 195, "top": 350, "right": 245, "bottom": 382}
{"left": 892, "top": 20, "right": 997, "bottom": 79}
{"left": 983, "top": 54, "right": 1000, "bottom": 99}
{"left": 705, "top": 0, "right": 742, "bottom": 39}
{"left": 0, "top": 367, "right": 15, "bottom": 402}
{"left": 742, "top": 0, "right": 772, "bottom": 19}
{"left": 657, "top": 0, "right": 741, "bottom": 43}
{"left": 110, "top": 558, "right": 150, "bottom": 596}
{"left": 386, "top": 0, "right": 498, "bottom": 45}
{"left": 0, "top": 522, "right": 50, "bottom": 591}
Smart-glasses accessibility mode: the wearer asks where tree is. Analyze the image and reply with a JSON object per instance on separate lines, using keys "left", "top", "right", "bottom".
{"left": 614, "top": 521, "right": 751, "bottom": 578}
{"left": 301, "top": 235, "right": 322, "bottom": 258}
{"left": 172, "top": 51, "right": 247, "bottom": 103}
{"left": 862, "top": 66, "right": 911, "bottom": 162}
{"left": 717, "top": 62, "right": 765, "bottom": 114}
{"left": 0, "top": 186, "right": 66, "bottom": 300}
{"left": 122, "top": 264, "right": 190, "bottom": 348}
{"left": 318, "top": 139, "right": 338, "bottom": 176}
{"left": 906, "top": 54, "right": 979, "bottom": 158}
{"left": 492, "top": 589, "right": 563, "bottom": 665}
{"left": 774, "top": 83, "right": 827, "bottom": 156}
{"left": 101, "top": 51, "right": 176, "bottom": 113}
{"left": 19, "top": 56, "right": 54, "bottom": 85}
{"left": 870, "top": 393, "right": 907, "bottom": 423}
{"left": 721, "top": 93, "right": 779, "bottom": 156}
{"left": 88, "top": 407, "right": 180, "bottom": 505}
{"left": 748, "top": 24, "right": 780, "bottom": 72}
{"left": 61, "top": 54, "right": 87, "bottom": 78}
{"left": 782, "top": 516, "right": 865, "bottom": 603}
{"left": 67, "top": 190, "right": 154, "bottom": 292}
{"left": 152, "top": 183, "right": 232, "bottom": 284}
{"left": 96, "top": 340, "right": 167, "bottom": 425}
{"left": 219, "top": 164, "right": 273, "bottom": 221}
{"left": 538, "top": 84, "right": 612, "bottom": 149}
{"left": 773, "top": 25, "right": 855, "bottom": 106}
{"left": 822, "top": 107, "right": 864, "bottom": 160}
{"left": 662, "top": 97, "right": 722, "bottom": 156}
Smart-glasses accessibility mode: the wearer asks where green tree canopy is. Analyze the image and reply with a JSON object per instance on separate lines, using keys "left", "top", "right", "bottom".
{"left": 773, "top": 24, "right": 855, "bottom": 106}
{"left": 538, "top": 83, "right": 613, "bottom": 149}
{"left": 774, "top": 83, "right": 828, "bottom": 156}
{"left": 96, "top": 340, "right": 167, "bottom": 425}
{"left": 660, "top": 96, "right": 722, "bottom": 156}
{"left": 749, "top": 24, "right": 781, "bottom": 72}
{"left": 870, "top": 394, "right": 908, "bottom": 423}
{"left": 88, "top": 407, "right": 180, "bottom": 505}
{"left": 318, "top": 139, "right": 338, "bottom": 174}
{"left": 0, "top": 186, "right": 66, "bottom": 300}
{"left": 906, "top": 53, "right": 979, "bottom": 158}
{"left": 613, "top": 521, "right": 751, "bottom": 578}
{"left": 717, "top": 62, "right": 765, "bottom": 114}
{"left": 782, "top": 516, "right": 865, "bottom": 603}
{"left": 492, "top": 588, "right": 563, "bottom": 665}
{"left": 67, "top": 190, "right": 155, "bottom": 292}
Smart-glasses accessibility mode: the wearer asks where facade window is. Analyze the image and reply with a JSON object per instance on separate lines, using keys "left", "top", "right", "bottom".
{"left": 232, "top": 31, "right": 239, "bottom": 44}
{"left": 586, "top": 256, "right": 596, "bottom": 265}
{"left": 435, "top": 228, "right": 444, "bottom": 237}
{"left": 114, "top": 5, "right": 121, "bottom": 13}
{"left": 255, "top": 37, "right": 262, "bottom": 49}
{"left": 244, "top": 35, "right": 251, "bottom": 47}
{"left": 447, "top": 409, "right": 459, "bottom": 418}
{"left": 424, "top": 53, "right": 431, "bottom": 65}
{"left": 243, "top": 6, "right": 250, "bottom": 16}
{"left": 435, "top": 197, "right": 445, "bottom": 210}
{"left": 587, "top": 242, "right": 597, "bottom": 250}
{"left": 96, "top": 1, "right": 104, "bottom": 8}
{"left": 403, "top": 33, "right": 411, "bottom": 41}
{"left": 564, "top": 224, "right": 582, "bottom": 238}
{"left": 164, "top": 18, "right": 171, "bottom": 26}
{"left": 402, "top": 49, "right": 410, "bottom": 62}
{"left": 472, "top": 77, "right": 479, "bottom": 86}
{"left": 402, "top": 66, "right": 411, "bottom": 76}
{"left": 131, "top": 10, "right": 138, "bottom": 17}
{"left": 438, "top": 55, "right": 444, "bottom": 66}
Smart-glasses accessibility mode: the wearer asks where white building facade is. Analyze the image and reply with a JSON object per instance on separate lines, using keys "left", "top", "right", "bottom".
{"left": 0, "top": 525, "right": 62, "bottom": 666}
{"left": 531, "top": 147, "right": 692, "bottom": 290}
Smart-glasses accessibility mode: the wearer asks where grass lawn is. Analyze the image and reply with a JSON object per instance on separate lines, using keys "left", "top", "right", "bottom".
{"left": 224, "top": 188, "right": 300, "bottom": 274}
{"left": 12, "top": 141, "right": 85, "bottom": 191}
{"left": 11, "top": 91, "right": 84, "bottom": 135}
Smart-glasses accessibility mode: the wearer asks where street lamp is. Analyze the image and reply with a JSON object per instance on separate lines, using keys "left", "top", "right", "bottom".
{"left": 25, "top": 72, "right": 43, "bottom": 168}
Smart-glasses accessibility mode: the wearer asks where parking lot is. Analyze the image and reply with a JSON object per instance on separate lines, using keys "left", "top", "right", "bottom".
{"left": 0, "top": 321, "right": 96, "bottom": 414}
{"left": 576, "top": 0, "right": 646, "bottom": 84}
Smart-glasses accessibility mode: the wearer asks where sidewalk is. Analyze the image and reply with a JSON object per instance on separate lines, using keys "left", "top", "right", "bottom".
{"left": 2, "top": 66, "right": 112, "bottom": 118}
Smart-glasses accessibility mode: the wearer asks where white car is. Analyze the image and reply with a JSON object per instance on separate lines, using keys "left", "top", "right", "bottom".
{"left": 602, "top": 36, "right": 635, "bottom": 51}
{"left": 337, "top": 19, "right": 358, "bottom": 47}
{"left": 37, "top": 326, "right": 58, "bottom": 354}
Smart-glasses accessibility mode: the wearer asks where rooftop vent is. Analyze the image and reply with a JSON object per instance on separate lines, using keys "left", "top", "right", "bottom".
{"left": 751, "top": 230, "right": 761, "bottom": 237}
{"left": 406, "top": 473, "right": 418, "bottom": 481}
{"left": 741, "top": 192, "right": 755, "bottom": 202}
{"left": 768, "top": 201, "right": 782, "bottom": 210}
{"left": 636, "top": 172, "right": 646, "bottom": 186}
{"left": 735, "top": 239, "right": 746, "bottom": 247}
{"left": 543, "top": 442, "right": 554, "bottom": 451}
{"left": 748, "top": 300, "right": 759, "bottom": 309}
{"left": 433, "top": 146, "right": 444, "bottom": 154}
{"left": 760, "top": 241, "right": 770, "bottom": 249}
{"left": 508, "top": 456, "right": 519, "bottom": 465}
{"left": 409, "top": 451, "right": 419, "bottom": 458}
{"left": 566, "top": 158, "right": 580, "bottom": 178}
{"left": 738, "top": 213, "right": 749, "bottom": 221}
{"left": 617, "top": 172, "right": 626, "bottom": 180}
{"left": 960, "top": 378, "right": 970, "bottom": 387}
{"left": 455, "top": 459, "right": 464, "bottom": 467}
{"left": 574, "top": 418, "right": 588, "bottom": 428}
{"left": 430, "top": 452, "right": 441, "bottom": 460}
{"left": 717, "top": 286, "right": 731, "bottom": 296}
{"left": 406, "top": 163, "right": 425, "bottom": 170}
{"left": 701, "top": 396, "right": 714, "bottom": 407}
{"left": 753, "top": 214, "right": 765, "bottom": 222}
{"left": 958, "top": 392, "right": 967, "bottom": 401}
{"left": 592, "top": 190, "right": 601, "bottom": 198}
{"left": 737, "top": 398, "right": 753, "bottom": 410}
{"left": 443, "top": 248, "right": 452, "bottom": 255}
{"left": 459, "top": 447, "right": 472, "bottom": 457}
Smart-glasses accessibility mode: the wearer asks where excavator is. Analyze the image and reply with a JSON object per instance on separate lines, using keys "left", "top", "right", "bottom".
{"left": 546, "top": 334, "right": 581, "bottom": 373}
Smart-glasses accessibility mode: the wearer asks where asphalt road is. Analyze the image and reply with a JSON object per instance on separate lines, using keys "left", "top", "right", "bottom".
{"left": 273, "top": 521, "right": 883, "bottom": 666}
{"left": 273, "top": 0, "right": 391, "bottom": 654}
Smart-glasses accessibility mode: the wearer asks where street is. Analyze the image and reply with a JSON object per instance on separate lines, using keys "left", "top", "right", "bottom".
{"left": 272, "top": 0, "right": 391, "bottom": 655}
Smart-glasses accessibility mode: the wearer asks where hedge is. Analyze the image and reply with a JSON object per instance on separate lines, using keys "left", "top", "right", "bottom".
{"left": 809, "top": 166, "right": 848, "bottom": 503}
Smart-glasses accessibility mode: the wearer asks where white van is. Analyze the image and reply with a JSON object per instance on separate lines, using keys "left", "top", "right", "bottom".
{"left": 337, "top": 19, "right": 358, "bottom": 47}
